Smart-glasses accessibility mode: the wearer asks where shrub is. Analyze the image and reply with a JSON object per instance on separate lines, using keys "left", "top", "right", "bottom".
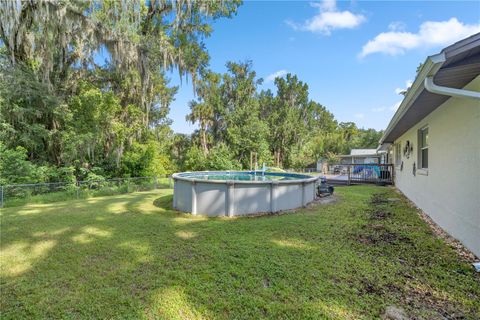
{"left": 183, "top": 145, "right": 207, "bottom": 171}
{"left": 206, "top": 143, "right": 242, "bottom": 170}
{"left": 0, "top": 143, "right": 41, "bottom": 185}
{"left": 120, "top": 140, "right": 174, "bottom": 177}
{"left": 45, "top": 166, "right": 76, "bottom": 184}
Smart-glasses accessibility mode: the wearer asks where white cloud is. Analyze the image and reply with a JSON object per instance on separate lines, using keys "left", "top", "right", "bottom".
{"left": 265, "top": 70, "right": 288, "bottom": 82}
{"left": 354, "top": 113, "right": 365, "bottom": 119}
{"left": 360, "top": 18, "right": 480, "bottom": 58}
{"left": 395, "top": 79, "right": 413, "bottom": 95}
{"left": 286, "top": 0, "right": 366, "bottom": 35}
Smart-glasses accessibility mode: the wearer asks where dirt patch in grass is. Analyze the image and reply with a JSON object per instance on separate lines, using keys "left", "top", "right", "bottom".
{"left": 368, "top": 192, "right": 397, "bottom": 220}
{"left": 359, "top": 278, "right": 382, "bottom": 295}
{"left": 356, "top": 192, "right": 410, "bottom": 246}
{"left": 369, "top": 192, "right": 401, "bottom": 208}
{"left": 370, "top": 209, "right": 391, "bottom": 220}
{"left": 359, "top": 280, "right": 403, "bottom": 298}
{"left": 370, "top": 192, "right": 390, "bottom": 205}
{"left": 357, "top": 230, "right": 406, "bottom": 245}
{"left": 400, "top": 283, "right": 470, "bottom": 320}
{"left": 368, "top": 223, "right": 387, "bottom": 231}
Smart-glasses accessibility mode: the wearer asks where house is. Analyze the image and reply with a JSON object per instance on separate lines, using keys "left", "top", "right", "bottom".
{"left": 338, "top": 149, "right": 381, "bottom": 165}
{"left": 316, "top": 149, "right": 382, "bottom": 173}
{"left": 379, "top": 33, "right": 480, "bottom": 257}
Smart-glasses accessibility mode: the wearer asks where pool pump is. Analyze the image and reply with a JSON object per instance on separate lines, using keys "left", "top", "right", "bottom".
{"left": 317, "top": 176, "right": 334, "bottom": 197}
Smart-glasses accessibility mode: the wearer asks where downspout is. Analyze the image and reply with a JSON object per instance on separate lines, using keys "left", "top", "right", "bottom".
{"left": 424, "top": 76, "right": 480, "bottom": 100}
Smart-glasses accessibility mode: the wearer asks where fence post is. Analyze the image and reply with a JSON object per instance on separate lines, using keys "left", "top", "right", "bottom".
{"left": 391, "top": 164, "right": 394, "bottom": 185}
{"left": 76, "top": 181, "right": 80, "bottom": 199}
{"left": 154, "top": 176, "right": 158, "bottom": 189}
{"left": 347, "top": 166, "right": 351, "bottom": 186}
{"left": 0, "top": 186, "right": 3, "bottom": 208}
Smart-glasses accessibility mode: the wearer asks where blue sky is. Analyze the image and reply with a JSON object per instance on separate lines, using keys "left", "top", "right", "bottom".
{"left": 168, "top": 0, "right": 480, "bottom": 133}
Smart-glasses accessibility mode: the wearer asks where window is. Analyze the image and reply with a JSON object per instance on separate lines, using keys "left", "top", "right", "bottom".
{"left": 395, "top": 143, "right": 401, "bottom": 165}
{"left": 418, "top": 127, "right": 429, "bottom": 169}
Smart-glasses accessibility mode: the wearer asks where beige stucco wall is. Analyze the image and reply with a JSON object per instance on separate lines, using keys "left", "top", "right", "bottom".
{"left": 393, "top": 76, "right": 480, "bottom": 257}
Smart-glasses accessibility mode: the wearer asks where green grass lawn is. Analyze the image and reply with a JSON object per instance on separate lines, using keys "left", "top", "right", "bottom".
{"left": 1, "top": 186, "right": 479, "bottom": 319}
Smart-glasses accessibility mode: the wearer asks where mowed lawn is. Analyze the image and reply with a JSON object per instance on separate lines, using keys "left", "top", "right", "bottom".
{"left": 1, "top": 186, "right": 479, "bottom": 319}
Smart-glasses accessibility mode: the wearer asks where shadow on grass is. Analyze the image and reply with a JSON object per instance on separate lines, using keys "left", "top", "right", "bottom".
{"left": 0, "top": 187, "right": 479, "bottom": 319}
{"left": 153, "top": 194, "right": 174, "bottom": 211}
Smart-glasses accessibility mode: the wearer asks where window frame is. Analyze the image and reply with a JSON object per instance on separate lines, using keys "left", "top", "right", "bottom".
{"left": 418, "top": 126, "right": 429, "bottom": 170}
{"left": 395, "top": 142, "right": 402, "bottom": 166}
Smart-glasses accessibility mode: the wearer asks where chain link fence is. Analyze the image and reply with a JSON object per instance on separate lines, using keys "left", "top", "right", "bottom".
{"left": 0, "top": 176, "right": 173, "bottom": 208}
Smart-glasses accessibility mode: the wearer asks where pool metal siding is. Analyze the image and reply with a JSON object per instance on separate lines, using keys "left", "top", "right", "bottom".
{"left": 172, "top": 171, "right": 319, "bottom": 217}
{"left": 195, "top": 182, "right": 228, "bottom": 216}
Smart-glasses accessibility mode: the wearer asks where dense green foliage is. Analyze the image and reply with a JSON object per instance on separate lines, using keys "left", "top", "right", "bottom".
{"left": 0, "top": 0, "right": 382, "bottom": 185}
{"left": 1, "top": 186, "right": 478, "bottom": 318}
{"left": 0, "top": 0, "right": 240, "bottom": 183}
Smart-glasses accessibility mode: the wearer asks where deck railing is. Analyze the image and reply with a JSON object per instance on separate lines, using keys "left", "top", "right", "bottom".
{"left": 325, "top": 164, "right": 394, "bottom": 185}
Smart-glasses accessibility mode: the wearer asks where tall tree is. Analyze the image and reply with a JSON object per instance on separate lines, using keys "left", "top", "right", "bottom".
{"left": 185, "top": 71, "right": 222, "bottom": 154}
{"left": 220, "top": 61, "right": 269, "bottom": 167}
{"left": 186, "top": 101, "right": 213, "bottom": 155}
{"left": 262, "top": 74, "right": 309, "bottom": 167}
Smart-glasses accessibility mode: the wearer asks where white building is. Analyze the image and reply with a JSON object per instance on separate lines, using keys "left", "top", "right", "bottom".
{"left": 338, "top": 149, "right": 380, "bottom": 165}
{"left": 379, "top": 33, "right": 480, "bottom": 257}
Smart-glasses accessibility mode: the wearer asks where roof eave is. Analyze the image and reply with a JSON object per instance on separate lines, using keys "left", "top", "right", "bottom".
{"left": 379, "top": 52, "right": 446, "bottom": 145}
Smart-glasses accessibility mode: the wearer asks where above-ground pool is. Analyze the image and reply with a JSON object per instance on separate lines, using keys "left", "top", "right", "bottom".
{"left": 172, "top": 171, "right": 319, "bottom": 217}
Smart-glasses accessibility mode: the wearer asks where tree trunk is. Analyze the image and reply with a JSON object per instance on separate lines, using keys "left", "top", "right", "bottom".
{"left": 201, "top": 126, "right": 208, "bottom": 155}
